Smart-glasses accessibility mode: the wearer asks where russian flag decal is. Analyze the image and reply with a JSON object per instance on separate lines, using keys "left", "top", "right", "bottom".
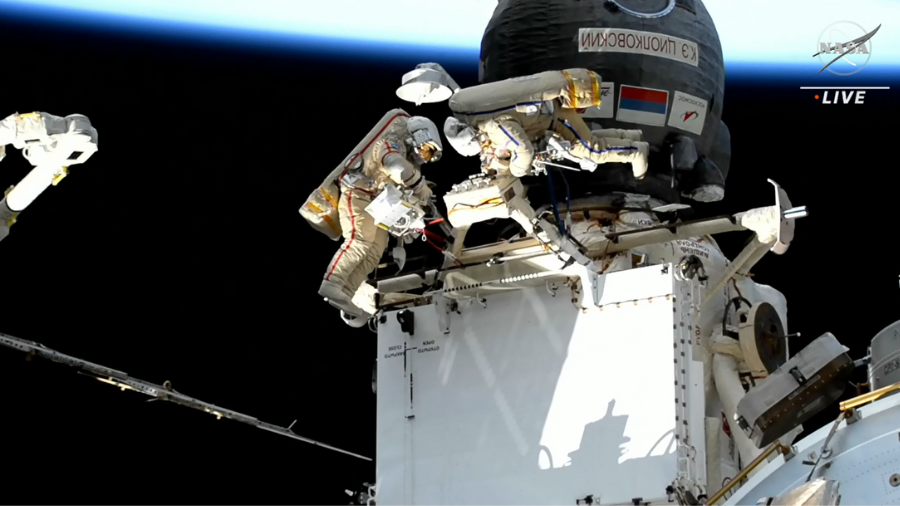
{"left": 616, "top": 85, "right": 669, "bottom": 127}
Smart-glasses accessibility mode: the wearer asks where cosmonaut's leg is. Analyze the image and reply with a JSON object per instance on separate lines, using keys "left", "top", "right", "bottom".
{"left": 591, "top": 128, "right": 643, "bottom": 142}
{"left": 320, "top": 190, "right": 383, "bottom": 309}
{"left": 345, "top": 221, "right": 389, "bottom": 306}
{"left": 553, "top": 109, "right": 649, "bottom": 179}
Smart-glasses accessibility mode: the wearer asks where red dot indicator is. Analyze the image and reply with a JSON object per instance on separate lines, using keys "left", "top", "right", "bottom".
{"left": 815, "top": 94, "right": 820, "bottom": 99}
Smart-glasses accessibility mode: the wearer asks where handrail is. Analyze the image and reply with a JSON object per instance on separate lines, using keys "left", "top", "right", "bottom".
{"left": 706, "top": 441, "right": 791, "bottom": 504}
{"left": 840, "top": 381, "right": 900, "bottom": 412}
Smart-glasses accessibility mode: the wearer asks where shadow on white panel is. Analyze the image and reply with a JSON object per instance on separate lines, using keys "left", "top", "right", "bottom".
{"left": 376, "top": 268, "right": 681, "bottom": 504}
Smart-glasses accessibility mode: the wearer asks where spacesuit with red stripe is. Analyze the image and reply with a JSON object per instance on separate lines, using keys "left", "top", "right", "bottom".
{"left": 319, "top": 116, "right": 440, "bottom": 316}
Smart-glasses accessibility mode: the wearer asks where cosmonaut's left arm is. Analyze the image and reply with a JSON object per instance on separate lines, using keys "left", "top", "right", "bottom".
{"left": 374, "top": 136, "right": 431, "bottom": 202}
{"left": 376, "top": 137, "right": 422, "bottom": 187}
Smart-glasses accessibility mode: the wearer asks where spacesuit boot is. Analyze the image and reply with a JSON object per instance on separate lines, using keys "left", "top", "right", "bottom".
{"left": 318, "top": 279, "right": 363, "bottom": 316}
{"left": 576, "top": 137, "right": 649, "bottom": 180}
{"left": 630, "top": 141, "right": 650, "bottom": 180}
{"left": 592, "top": 128, "right": 643, "bottom": 142}
{"left": 340, "top": 310, "right": 369, "bottom": 328}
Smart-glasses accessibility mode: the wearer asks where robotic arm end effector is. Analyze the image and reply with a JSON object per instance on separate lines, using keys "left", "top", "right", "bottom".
{"left": 2, "top": 111, "right": 98, "bottom": 167}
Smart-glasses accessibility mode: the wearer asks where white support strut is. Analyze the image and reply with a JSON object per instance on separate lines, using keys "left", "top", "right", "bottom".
{"left": 446, "top": 181, "right": 805, "bottom": 272}
{"left": 588, "top": 180, "right": 805, "bottom": 260}
{"left": 0, "top": 331, "right": 372, "bottom": 461}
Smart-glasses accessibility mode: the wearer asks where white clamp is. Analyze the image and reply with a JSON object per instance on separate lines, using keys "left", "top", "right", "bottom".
{"left": 736, "top": 179, "right": 807, "bottom": 255}
{"left": 769, "top": 178, "right": 806, "bottom": 254}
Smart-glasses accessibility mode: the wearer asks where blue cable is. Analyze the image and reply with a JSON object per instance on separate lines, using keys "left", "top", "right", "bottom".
{"left": 555, "top": 167, "right": 572, "bottom": 225}
{"left": 546, "top": 169, "right": 566, "bottom": 235}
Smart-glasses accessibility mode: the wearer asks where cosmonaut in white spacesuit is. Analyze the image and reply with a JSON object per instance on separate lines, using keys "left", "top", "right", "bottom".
{"left": 315, "top": 114, "right": 442, "bottom": 316}
{"left": 442, "top": 69, "right": 650, "bottom": 179}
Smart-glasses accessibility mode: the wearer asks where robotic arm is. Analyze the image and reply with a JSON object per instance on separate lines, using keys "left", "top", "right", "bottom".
{"left": 0, "top": 112, "right": 98, "bottom": 240}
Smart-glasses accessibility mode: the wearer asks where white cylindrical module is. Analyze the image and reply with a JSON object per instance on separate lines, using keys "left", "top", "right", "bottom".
{"left": 0, "top": 194, "right": 14, "bottom": 241}
{"left": 5, "top": 163, "right": 62, "bottom": 212}
{"left": 869, "top": 320, "right": 900, "bottom": 391}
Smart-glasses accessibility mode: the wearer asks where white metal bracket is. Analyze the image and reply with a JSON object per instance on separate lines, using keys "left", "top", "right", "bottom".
{"left": 768, "top": 178, "right": 804, "bottom": 255}
{"left": 367, "top": 483, "right": 376, "bottom": 506}
{"left": 435, "top": 294, "right": 452, "bottom": 334}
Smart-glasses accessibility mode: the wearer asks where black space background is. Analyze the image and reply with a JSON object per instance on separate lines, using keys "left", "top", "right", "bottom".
{"left": 0, "top": 11, "right": 898, "bottom": 505}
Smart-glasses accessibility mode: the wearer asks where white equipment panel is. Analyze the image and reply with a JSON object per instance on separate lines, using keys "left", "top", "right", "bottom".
{"left": 375, "top": 264, "right": 705, "bottom": 505}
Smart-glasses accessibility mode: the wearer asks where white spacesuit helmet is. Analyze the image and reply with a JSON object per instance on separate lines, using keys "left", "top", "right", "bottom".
{"left": 406, "top": 116, "right": 443, "bottom": 164}
{"left": 443, "top": 116, "right": 481, "bottom": 157}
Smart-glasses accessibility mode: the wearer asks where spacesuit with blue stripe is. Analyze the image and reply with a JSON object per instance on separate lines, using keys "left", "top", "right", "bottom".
{"left": 446, "top": 100, "right": 649, "bottom": 179}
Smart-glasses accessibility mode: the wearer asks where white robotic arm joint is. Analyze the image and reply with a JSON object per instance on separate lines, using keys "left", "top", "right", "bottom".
{"left": 2, "top": 112, "right": 98, "bottom": 167}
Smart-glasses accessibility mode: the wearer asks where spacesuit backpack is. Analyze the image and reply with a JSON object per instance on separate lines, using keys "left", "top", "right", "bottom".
{"left": 300, "top": 181, "right": 343, "bottom": 241}
{"left": 448, "top": 68, "right": 603, "bottom": 121}
{"left": 299, "top": 108, "right": 411, "bottom": 241}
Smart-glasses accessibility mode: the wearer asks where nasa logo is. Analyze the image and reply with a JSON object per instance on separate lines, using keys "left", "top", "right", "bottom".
{"left": 667, "top": 91, "right": 708, "bottom": 135}
{"left": 814, "top": 21, "right": 880, "bottom": 75}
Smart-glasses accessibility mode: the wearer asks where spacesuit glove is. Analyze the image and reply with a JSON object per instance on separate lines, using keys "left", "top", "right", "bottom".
{"left": 531, "top": 160, "right": 547, "bottom": 176}
{"left": 578, "top": 158, "right": 598, "bottom": 172}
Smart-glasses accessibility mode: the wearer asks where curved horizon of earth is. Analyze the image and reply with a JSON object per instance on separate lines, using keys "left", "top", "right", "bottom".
{"left": 0, "top": 0, "right": 896, "bottom": 84}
